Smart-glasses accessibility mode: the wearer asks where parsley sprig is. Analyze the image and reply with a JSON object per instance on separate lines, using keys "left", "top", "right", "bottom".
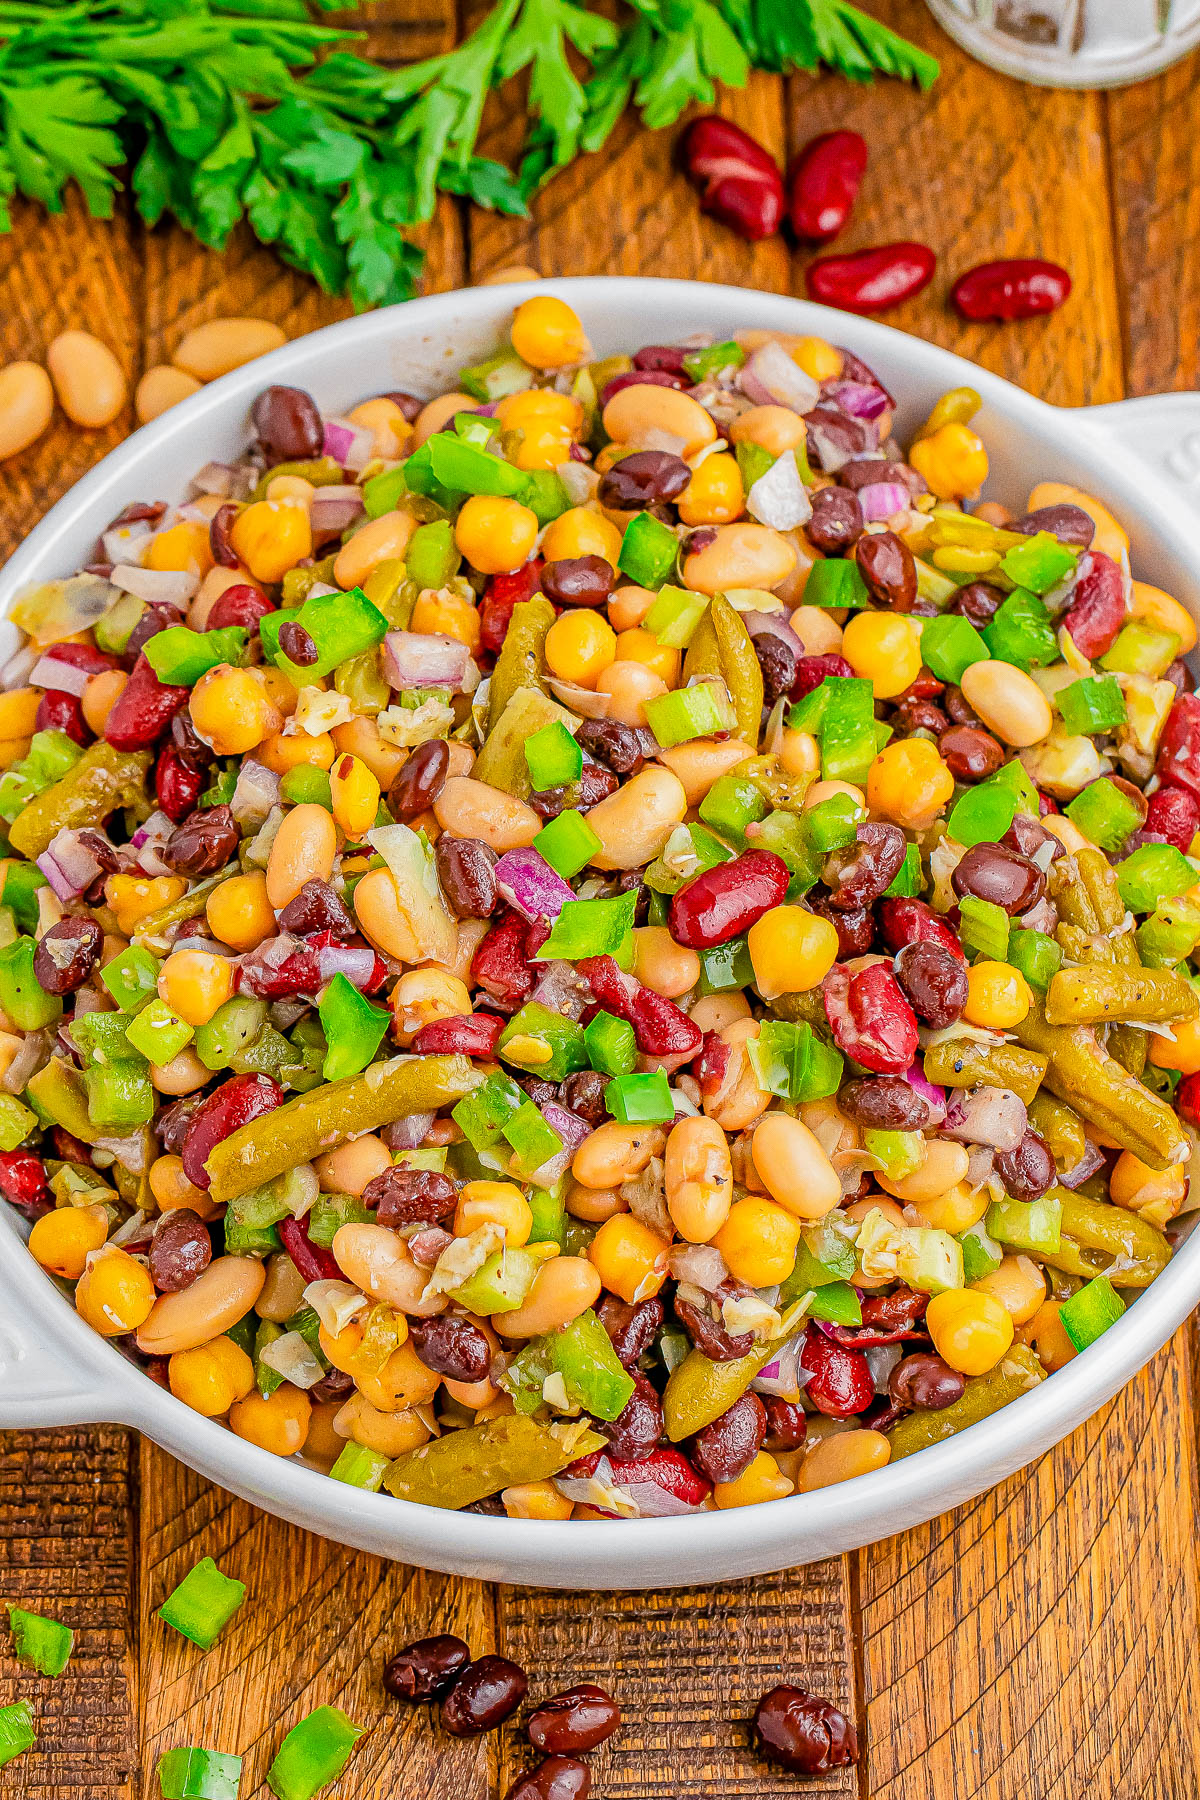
{"left": 0, "top": 0, "right": 938, "bottom": 309}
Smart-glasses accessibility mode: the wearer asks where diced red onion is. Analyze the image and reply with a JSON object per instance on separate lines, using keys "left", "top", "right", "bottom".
{"left": 556, "top": 459, "right": 599, "bottom": 504}
{"left": 316, "top": 943, "right": 378, "bottom": 988}
{"left": 36, "top": 828, "right": 105, "bottom": 901}
{"left": 614, "top": 1481, "right": 701, "bottom": 1518}
{"left": 111, "top": 564, "right": 198, "bottom": 606}
{"left": 2, "top": 1029, "right": 50, "bottom": 1096}
{"left": 131, "top": 809, "right": 175, "bottom": 877}
{"left": 307, "top": 582, "right": 340, "bottom": 601}
{"left": 191, "top": 462, "right": 239, "bottom": 497}
{"left": 94, "top": 1130, "right": 151, "bottom": 1173}
{"left": 527, "top": 1103, "right": 591, "bottom": 1188}
{"left": 494, "top": 849, "right": 574, "bottom": 925}
{"left": 230, "top": 759, "right": 281, "bottom": 826}
{"left": 667, "top": 1243, "right": 728, "bottom": 1292}
{"left": 531, "top": 960, "right": 592, "bottom": 1021}
{"left": 545, "top": 677, "right": 611, "bottom": 719}
{"left": 101, "top": 520, "right": 154, "bottom": 566}
{"left": 866, "top": 1343, "right": 903, "bottom": 1391}
{"left": 857, "top": 482, "right": 911, "bottom": 523}
{"left": 383, "top": 1112, "right": 436, "bottom": 1152}
{"left": 752, "top": 1336, "right": 809, "bottom": 1400}
{"left": 741, "top": 612, "right": 805, "bottom": 657}
{"left": 1059, "top": 1137, "right": 1106, "bottom": 1189}
{"left": 382, "top": 630, "right": 470, "bottom": 693}
{"left": 747, "top": 449, "right": 812, "bottom": 531}
{"left": 28, "top": 655, "right": 90, "bottom": 696}
{"left": 942, "top": 1086, "right": 1027, "bottom": 1152}
{"left": 902, "top": 1062, "right": 946, "bottom": 1128}
{"left": 826, "top": 380, "right": 891, "bottom": 422}
{"left": 738, "top": 342, "right": 820, "bottom": 414}
{"left": 322, "top": 417, "right": 373, "bottom": 472}
{"left": 806, "top": 422, "right": 853, "bottom": 472}
{"left": 0, "top": 647, "right": 40, "bottom": 692}
{"left": 966, "top": 1144, "right": 996, "bottom": 1189}
{"left": 310, "top": 486, "right": 365, "bottom": 534}
{"left": 408, "top": 1226, "right": 454, "bottom": 1268}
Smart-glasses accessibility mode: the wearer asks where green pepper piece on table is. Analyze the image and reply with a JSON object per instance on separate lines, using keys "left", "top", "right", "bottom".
{"left": 382, "top": 1414, "right": 605, "bottom": 1509}
{"left": 7, "top": 1604, "right": 74, "bottom": 1677}
{"left": 156, "top": 1746, "right": 243, "bottom": 1800}
{"left": 8, "top": 741, "right": 151, "bottom": 860}
{"left": 266, "top": 1706, "right": 364, "bottom": 1800}
{"left": 157, "top": 1556, "right": 246, "bottom": 1650}
{"left": 0, "top": 1701, "right": 35, "bottom": 1769}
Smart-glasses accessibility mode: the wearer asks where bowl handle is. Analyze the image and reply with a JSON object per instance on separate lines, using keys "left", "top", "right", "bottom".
{"left": 0, "top": 1309, "right": 140, "bottom": 1428}
{"left": 1081, "top": 392, "right": 1200, "bottom": 514}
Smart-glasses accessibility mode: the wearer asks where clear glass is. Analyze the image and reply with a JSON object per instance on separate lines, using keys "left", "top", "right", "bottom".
{"left": 925, "top": 0, "right": 1200, "bottom": 86}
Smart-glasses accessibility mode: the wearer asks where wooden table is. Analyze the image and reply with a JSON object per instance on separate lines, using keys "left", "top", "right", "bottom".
{"left": 2, "top": 3, "right": 1200, "bottom": 1794}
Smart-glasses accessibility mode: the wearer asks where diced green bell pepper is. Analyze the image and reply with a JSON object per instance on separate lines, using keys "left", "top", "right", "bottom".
{"left": 0, "top": 934, "right": 62, "bottom": 1030}
{"left": 318, "top": 973, "right": 390, "bottom": 1081}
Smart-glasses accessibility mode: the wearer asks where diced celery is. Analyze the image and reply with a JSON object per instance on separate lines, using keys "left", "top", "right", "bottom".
{"left": 1065, "top": 777, "right": 1143, "bottom": 851}
{"left": 957, "top": 894, "right": 1010, "bottom": 961}
{"left": 958, "top": 1219, "right": 1003, "bottom": 1282}
{"left": 1058, "top": 1275, "right": 1125, "bottom": 1351}
{"left": 985, "top": 1196, "right": 1062, "bottom": 1256}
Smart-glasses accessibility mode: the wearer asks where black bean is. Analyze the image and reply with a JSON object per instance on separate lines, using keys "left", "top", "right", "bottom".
{"left": 807, "top": 406, "right": 871, "bottom": 469}
{"left": 380, "top": 391, "right": 425, "bottom": 424}
{"left": 603, "top": 1371, "right": 663, "bottom": 1462}
{"left": 806, "top": 486, "right": 863, "bottom": 554}
{"left": 251, "top": 385, "right": 324, "bottom": 463}
{"left": 540, "top": 557, "right": 614, "bottom": 607}
{"left": 163, "top": 804, "right": 240, "bottom": 877}
{"left": 278, "top": 620, "right": 319, "bottom": 667}
{"left": 895, "top": 940, "right": 968, "bottom": 1029}
{"left": 363, "top": 1167, "right": 457, "bottom": 1226}
{"left": 808, "top": 895, "right": 874, "bottom": 958}
{"left": 892, "top": 697, "right": 949, "bottom": 737}
{"left": 674, "top": 1287, "right": 754, "bottom": 1362}
{"left": 1011, "top": 503, "right": 1095, "bottom": 548}
{"left": 939, "top": 724, "right": 1004, "bottom": 783}
{"left": 839, "top": 1075, "right": 930, "bottom": 1131}
{"left": 383, "top": 1634, "right": 471, "bottom": 1703}
{"left": 209, "top": 503, "right": 240, "bottom": 569}
{"left": 278, "top": 877, "right": 354, "bottom": 938}
{"left": 762, "top": 1397, "right": 807, "bottom": 1452}
{"left": 597, "top": 450, "right": 691, "bottom": 510}
{"left": 126, "top": 601, "right": 183, "bottom": 660}
{"left": 944, "top": 686, "right": 982, "bottom": 727}
{"left": 575, "top": 718, "right": 645, "bottom": 776}
{"left": 888, "top": 1352, "right": 964, "bottom": 1411}
{"left": 994, "top": 1128, "right": 1055, "bottom": 1203}
{"left": 751, "top": 633, "right": 798, "bottom": 703}
{"left": 822, "top": 821, "right": 907, "bottom": 910}
{"left": 154, "top": 1095, "right": 203, "bottom": 1155}
{"left": 855, "top": 530, "right": 916, "bottom": 611}
{"left": 409, "top": 1315, "right": 492, "bottom": 1383}
{"left": 32, "top": 916, "right": 103, "bottom": 996}
{"left": 437, "top": 836, "right": 499, "bottom": 918}
{"left": 148, "top": 1208, "right": 211, "bottom": 1293}
{"left": 753, "top": 1685, "right": 858, "bottom": 1774}
{"left": 442, "top": 1656, "right": 529, "bottom": 1735}
{"left": 527, "top": 1683, "right": 621, "bottom": 1755}
{"left": 505, "top": 1757, "right": 591, "bottom": 1800}
{"left": 951, "top": 843, "right": 1044, "bottom": 915}
{"left": 388, "top": 739, "right": 449, "bottom": 822}
{"left": 951, "top": 580, "right": 1004, "bottom": 628}
{"left": 597, "top": 1295, "right": 665, "bottom": 1368}
{"left": 560, "top": 1069, "right": 609, "bottom": 1127}
{"left": 690, "top": 1392, "right": 766, "bottom": 1484}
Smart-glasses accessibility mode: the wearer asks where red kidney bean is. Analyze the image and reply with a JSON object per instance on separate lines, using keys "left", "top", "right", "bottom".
{"left": 164, "top": 804, "right": 239, "bottom": 877}
{"left": 278, "top": 878, "right": 354, "bottom": 938}
{"left": 806, "top": 486, "right": 863, "bottom": 554}
{"left": 690, "top": 1391, "right": 767, "bottom": 1484}
{"left": 762, "top": 1396, "right": 807, "bottom": 1452}
{"left": 839, "top": 1075, "right": 930, "bottom": 1131}
{"left": 35, "top": 688, "right": 89, "bottom": 745}
{"left": 363, "top": 1166, "right": 456, "bottom": 1226}
{"left": 787, "top": 130, "right": 868, "bottom": 243}
{"left": 125, "top": 603, "right": 184, "bottom": 663}
{"left": 278, "top": 1212, "right": 339, "bottom": 1283}
{"left": 951, "top": 580, "right": 1005, "bottom": 628}
{"left": 1011, "top": 503, "right": 1095, "bottom": 549}
{"left": 575, "top": 718, "right": 647, "bottom": 775}
{"left": 437, "top": 837, "right": 499, "bottom": 919}
{"left": 800, "top": 1324, "right": 873, "bottom": 1417}
{"left": 603, "top": 1371, "right": 664, "bottom": 1463}
{"left": 1156, "top": 692, "right": 1200, "bottom": 799}
{"left": 674, "top": 1286, "right": 755, "bottom": 1362}
{"left": 1178, "top": 1072, "right": 1200, "bottom": 1127}
{"left": 1145, "top": 785, "right": 1200, "bottom": 850}
{"left": 889, "top": 1352, "right": 964, "bottom": 1411}
{"left": 822, "top": 822, "right": 907, "bottom": 911}
{"left": 751, "top": 633, "right": 798, "bottom": 704}
{"left": 208, "top": 502, "right": 240, "bottom": 569}
{"left": 32, "top": 916, "right": 103, "bottom": 995}
{"left": 951, "top": 258, "right": 1071, "bottom": 322}
{"left": 411, "top": 1013, "right": 505, "bottom": 1058}
{"left": 383, "top": 1634, "right": 471, "bottom": 1703}
{"left": 1062, "top": 551, "right": 1125, "bottom": 659}
{"left": 605, "top": 1445, "right": 711, "bottom": 1508}
{"left": 155, "top": 744, "right": 207, "bottom": 822}
{"left": 807, "top": 406, "right": 872, "bottom": 469}
{"left": 237, "top": 939, "right": 321, "bottom": 1000}
{"left": 530, "top": 758, "right": 618, "bottom": 820}
{"left": 753, "top": 1685, "right": 858, "bottom": 1775}
{"left": 148, "top": 1208, "right": 212, "bottom": 1294}
{"left": 809, "top": 896, "right": 874, "bottom": 959}
{"left": 505, "top": 1757, "right": 591, "bottom": 1800}
{"left": 790, "top": 652, "right": 854, "bottom": 699}
{"left": 629, "top": 986, "right": 702, "bottom": 1060}
{"left": 834, "top": 1288, "right": 929, "bottom": 1349}
{"left": 598, "top": 370, "right": 687, "bottom": 411}
{"left": 806, "top": 241, "right": 936, "bottom": 314}
{"left": 409, "top": 1315, "right": 492, "bottom": 1383}
{"left": 893, "top": 696, "right": 949, "bottom": 738}
{"left": 855, "top": 529, "right": 917, "bottom": 611}
{"left": 993, "top": 1128, "right": 1055, "bottom": 1203}
{"left": 540, "top": 556, "right": 614, "bottom": 607}
{"left": 479, "top": 559, "right": 543, "bottom": 655}
{"left": 155, "top": 1095, "right": 203, "bottom": 1156}
{"left": 105, "top": 653, "right": 189, "bottom": 750}
{"left": 181, "top": 1072, "right": 282, "bottom": 1189}
{"left": 388, "top": 739, "right": 449, "bottom": 822}
{"left": 681, "top": 115, "right": 785, "bottom": 243}
{"left": 0, "top": 1148, "right": 51, "bottom": 1220}
{"left": 952, "top": 843, "right": 1044, "bottom": 915}
{"left": 527, "top": 1684, "right": 621, "bottom": 1756}
{"left": 472, "top": 911, "right": 535, "bottom": 1005}
{"left": 878, "top": 896, "right": 965, "bottom": 961}
{"left": 251, "top": 385, "right": 324, "bottom": 462}
{"left": 205, "top": 584, "right": 274, "bottom": 633}
{"left": 897, "top": 670, "right": 946, "bottom": 704}
{"left": 442, "top": 1657, "right": 529, "bottom": 1736}
{"left": 668, "top": 849, "right": 789, "bottom": 949}
{"left": 939, "top": 724, "right": 1004, "bottom": 783}
{"left": 895, "top": 939, "right": 968, "bottom": 1029}
{"left": 633, "top": 344, "right": 690, "bottom": 375}
{"left": 45, "top": 642, "right": 121, "bottom": 677}
{"left": 1166, "top": 656, "right": 1195, "bottom": 694}
{"left": 598, "top": 1294, "right": 665, "bottom": 1368}
{"left": 824, "top": 963, "right": 919, "bottom": 1075}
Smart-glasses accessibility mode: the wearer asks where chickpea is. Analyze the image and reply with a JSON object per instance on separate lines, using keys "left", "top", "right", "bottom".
{"left": 1109, "top": 1150, "right": 1188, "bottom": 1227}
{"left": 510, "top": 296, "right": 592, "bottom": 369}
{"left": 333, "top": 1393, "right": 431, "bottom": 1459}
{"left": 971, "top": 1253, "right": 1046, "bottom": 1325}
{"left": 665, "top": 1115, "right": 733, "bottom": 1244}
{"left": 455, "top": 495, "right": 539, "bottom": 574}
{"left": 586, "top": 765, "right": 688, "bottom": 870}
{"left": 608, "top": 585, "right": 657, "bottom": 632}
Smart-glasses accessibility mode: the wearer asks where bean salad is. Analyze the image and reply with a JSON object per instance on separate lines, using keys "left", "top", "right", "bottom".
{"left": 4, "top": 296, "right": 1199, "bottom": 1521}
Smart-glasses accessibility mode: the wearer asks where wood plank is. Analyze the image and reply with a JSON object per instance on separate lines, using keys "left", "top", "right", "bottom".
{"left": 860, "top": 1340, "right": 1200, "bottom": 1800}
{"left": 0, "top": 1426, "right": 136, "bottom": 1800}
{"left": 783, "top": 3, "right": 1123, "bottom": 408}
{"left": 1105, "top": 52, "right": 1200, "bottom": 397}
{"left": 135, "top": 1448, "right": 493, "bottom": 1800}
{"left": 493, "top": 1566, "right": 859, "bottom": 1799}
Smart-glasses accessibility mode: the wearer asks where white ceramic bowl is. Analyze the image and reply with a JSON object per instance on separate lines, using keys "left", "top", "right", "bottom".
{"left": 3, "top": 278, "right": 1200, "bottom": 1590}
